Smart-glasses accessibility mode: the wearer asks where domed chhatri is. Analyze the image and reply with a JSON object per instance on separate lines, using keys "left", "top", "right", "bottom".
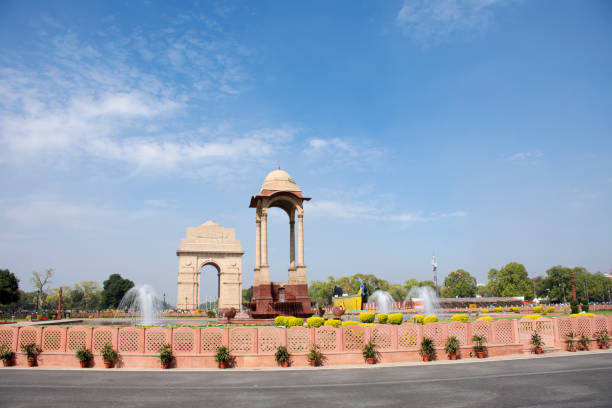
{"left": 249, "top": 167, "right": 313, "bottom": 319}
{"left": 260, "top": 166, "right": 302, "bottom": 193}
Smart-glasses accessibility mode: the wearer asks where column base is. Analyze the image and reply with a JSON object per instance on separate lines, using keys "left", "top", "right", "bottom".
{"left": 288, "top": 265, "right": 307, "bottom": 284}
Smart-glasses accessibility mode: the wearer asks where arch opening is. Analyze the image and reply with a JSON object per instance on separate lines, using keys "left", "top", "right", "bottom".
{"left": 199, "top": 263, "right": 220, "bottom": 310}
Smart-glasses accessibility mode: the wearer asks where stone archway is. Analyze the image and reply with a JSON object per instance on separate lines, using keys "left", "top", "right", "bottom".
{"left": 176, "top": 221, "right": 243, "bottom": 310}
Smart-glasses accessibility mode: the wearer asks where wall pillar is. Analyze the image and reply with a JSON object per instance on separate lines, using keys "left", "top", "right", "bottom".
{"left": 255, "top": 217, "right": 261, "bottom": 269}
{"left": 289, "top": 219, "right": 296, "bottom": 269}
{"left": 297, "top": 213, "right": 304, "bottom": 266}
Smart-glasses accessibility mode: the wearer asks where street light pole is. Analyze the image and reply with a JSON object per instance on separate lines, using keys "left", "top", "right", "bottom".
{"left": 584, "top": 276, "right": 589, "bottom": 303}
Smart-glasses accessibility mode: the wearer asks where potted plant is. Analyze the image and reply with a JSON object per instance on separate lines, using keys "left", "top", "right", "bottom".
{"left": 158, "top": 344, "right": 173, "bottom": 369}
{"left": 76, "top": 346, "right": 93, "bottom": 368}
{"left": 529, "top": 332, "right": 544, "bottom": 354}
{"left": 307, "top": 344, "right": 323, "bottom": 367}
{"left": 0, "top": 345, "right": 15, "bottom": 367}
{"left": 21, "top": 343, "right": 41, "bottom": 367}
{"left": 101, "top": 343, "right": 118, "bottom": 368}
{"left": 419, "top": 337, "right": 435, "bottom": 362}
{"left": 275, "top": 345, "right": 291, "bottom": 367}
{"left": 215, "top": 345, "right": 231, "bottom": 369}
{"left": 472, "top": 334, "right": 487, "bottom": 358}
{"left": 565, "top": 332, "right": 577, "bottom": 352}
{"left": 362, "top": 338, "right": 378, "bottom": 364}
{"left": 594, "top": 329, "right": 610, "bottom": 349}
{"left": 578, "top": 334, "right": 590, "bottom": 351}
{"left": 445, "top": 336, "right": 460, "bottom": 360}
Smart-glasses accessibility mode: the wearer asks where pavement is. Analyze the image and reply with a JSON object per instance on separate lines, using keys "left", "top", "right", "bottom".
{"left": 1, "top": 351, "right": 611, "bottom": 408}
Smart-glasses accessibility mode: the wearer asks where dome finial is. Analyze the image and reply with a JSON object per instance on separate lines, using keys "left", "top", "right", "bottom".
{"left": 277, "top": 165, "right": 280, "bottom": 170}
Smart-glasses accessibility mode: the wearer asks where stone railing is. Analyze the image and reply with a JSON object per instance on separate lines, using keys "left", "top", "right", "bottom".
{"left": 1, "top": 315, "right": 610, "bottom": 368}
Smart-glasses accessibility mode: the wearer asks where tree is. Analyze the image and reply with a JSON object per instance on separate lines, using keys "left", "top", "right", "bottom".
{"left": 242, "top": 286, "right": 253, "bottom": 303}
{"left": 441, "top": 269, "right": 477, "bottom": 298}
{"left": 388, "top": 284, "right": 407, "bottom": 301}
{"left": 101, "top": 274, "right": 134, "bottom": 309}
{"left": 31, "top": 269, "right": 53, "bottom": 309}
{"left": 308, "top": 277, "right": 336, "bottom": 306}
{"left": 0, "top": 269, "right": 20, "bottom": 305}
{"left": 486, "top": 262, "right": 533, "bottom": 300}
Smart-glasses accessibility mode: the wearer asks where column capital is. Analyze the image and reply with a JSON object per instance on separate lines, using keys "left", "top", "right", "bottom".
{"left": 289, "top": 220, "right": 295, "bottom": 225}
{"left": 297, "top": 213, "right": 304, "bottom": 220}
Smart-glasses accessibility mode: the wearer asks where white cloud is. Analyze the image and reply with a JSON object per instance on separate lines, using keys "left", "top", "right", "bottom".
{"left": 396, "top": 0, "right": 507, "bottom": 45}
{"left": 305, "top": 137, "right": 383, "bottom": 170}
{"left": 506, "top": 151, "right": 543, "bottom": 162}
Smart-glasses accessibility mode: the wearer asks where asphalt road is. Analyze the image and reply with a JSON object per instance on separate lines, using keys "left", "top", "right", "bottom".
{"left": 1, "top": 353, "right": 611, "bottom": 408}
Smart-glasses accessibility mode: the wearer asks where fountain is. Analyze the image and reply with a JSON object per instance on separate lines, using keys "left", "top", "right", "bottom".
{"left": 114, "top": 284, "right": 163, "bottom": 325}
{"left": 406, "top": 286, "right": 440, "bottom": 315}
{"left": 368, "top": 290, "right": 395, "bottom": 314}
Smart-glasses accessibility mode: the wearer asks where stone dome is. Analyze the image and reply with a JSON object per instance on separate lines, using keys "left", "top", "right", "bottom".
{"left": 260, "top": 167, "right": 302, "bottom": 192}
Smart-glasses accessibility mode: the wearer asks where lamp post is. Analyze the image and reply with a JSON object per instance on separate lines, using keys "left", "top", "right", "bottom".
{"left": 584, "top": 276, "right": 589, "bottom": 304}
{"left": 570, "top": 270, "right": 577, "bottom": 302}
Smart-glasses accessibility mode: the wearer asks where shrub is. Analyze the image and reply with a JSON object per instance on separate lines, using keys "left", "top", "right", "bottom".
{"left": 420, "top": 337, "right": 435, "bottom": 358}
{"left": 275, "top": 316, "right": 289, "bottom": 326}
{"left": 477, "top": 316, "right": 493, "bottom": 322}
{"left": 359, "top": 312, "right": 375, "bottom": 323}
{"left": 324, "top": 319, "right": 341, "bottom": 328}
{"left": 480, "top": 308, "right": 489, "bottom": 313}
{"left": 376, "top": 313, "right": 388, "bottom": 324}
{"left": 76, "top": 346, "right": 93, "bottom": 362}
{"left": 546, "top": 306, "right": 555, "bottom": 313}
{"left": 206, "top": 310, "right": 216, "bottom": 318}
{"left": 0, "top": 345, "right": 15, "bottom": 363}
{"left": 307, "top": 344, "right": 323, "bottom": 365}
{"left": 510, "top": 307, "right": 521, "bottom": 313}
{"left": 524, "top": 314, "right": 542, "bottom": 320}
{"left": 451, "top": 314, "right": 468, "bottom": 323}
{"left": 306, "top": 316, "right": 325, "bottom": 328}
{"left": 445, "top": 336, "right": 460, "bottom": 356}
{"left": 158, "top": 344, "right": 173, "bottom": 365}
{"left": 21, "top": 343, "right": 41, "bottom": 361}
{"left": 494, "top": 307, "right": 503, "bottom": 313}
{"left": 594, "top": 329, "right": 610, "bottom": 348}
{"left": 472, "top": 334, "right": 487, "bottom": 353}
{"left": 423, "top": 315, "right": 438, "bottom": 324}
{"left": 530, "top": 332, "right": 544, "bottom": 350}
{"left": 581, "top": 302, "right": 589, "bottom": 313}
{"left": 411, "top": 315, "right": 424, "bottom": 324}
{"left": 468, "top": 304, "right": 477, "bottom": 309}
{"left": 532, "top": 306, "right": 543, "bottom": 313}
{"left": 286, "top": 317, "right": 304, "bottom": 328}
{"left": 569, "top": 313, "right": 595, "bottom": 318}
{"left": 362, "top": 338, "right": 379, "bottom": 361}
{"left": 215, "top": 346, "right": 231, "bottom": 363}
{"left": 388, "top": 313, "right": 404, "bottom": 325}
{"left": 275, "top": 345, "right": 291, "bottom": 363}
{"left": 342, "top": 320, "right": 359, "bottom": 327}
{"left": 101, "top": 343, "right": 118, "bottom": 363}
{"left": 570, "top": 300, "right": 579, "bottom": 314}
{"left": 579, "top": 334, "right": 590, "bottom": 351}
{"left": 565, "top": 332, "right": 577, "bottom": 351}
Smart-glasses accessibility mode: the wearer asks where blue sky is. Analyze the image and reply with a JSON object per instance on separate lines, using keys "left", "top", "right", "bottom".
{"left": 1, "top": 0, "right": 611, "bottom": 303}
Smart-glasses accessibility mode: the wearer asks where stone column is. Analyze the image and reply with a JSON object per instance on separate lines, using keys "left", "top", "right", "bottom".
{"left": 289, "top": 219, "right": 295, "bottom": 269}
{"left": 261, "top": 210, "right": 268, "bottom": 267}
{"left": 297, "top": 213, "right": 304, "bottom": 266}
{"left": 255, "top": 216, "right": 261, "bottom": 269}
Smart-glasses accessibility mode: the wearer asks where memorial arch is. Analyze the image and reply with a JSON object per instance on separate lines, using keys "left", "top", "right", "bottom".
{"left": 176, "top": 221, "right": 243, "bottom": 310}
{"left": 248, "top": 167, "right": 313, "bottom": 318}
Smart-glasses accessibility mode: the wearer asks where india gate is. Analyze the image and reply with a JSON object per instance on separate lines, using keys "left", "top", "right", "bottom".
{"left": 177, "top": 167, "right": 313, "bottom": 317}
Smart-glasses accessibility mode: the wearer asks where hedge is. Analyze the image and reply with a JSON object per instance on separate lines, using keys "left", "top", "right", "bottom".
{"left": 376, "top": 313, "right": 388, "bottom": 324}
{"left": 342, "top": 320, "right": 360, "bottom": 327}
{"left": 423, "top": 315, "right": 438, "bottom": 324}
{"left": 451, "top": 314, "right": 468, "bottom": 323}
{"left": 494, "top": 307, "right": 503, "bottom": 313}
{"left": 324, "top": 319, "right": 342, "bottom": 328}
{"left": 510, "top": 307, "right": 521, "bottom": 313}
{"left": 477, "top": 316, "right": 493, "bottom": 322}
{"left": 307, "top": 317, "right": 325, "bottom": 328}
{"left": 359, "top": 312, "right": 375, "bottom": 323}
{"left": 388, "top": 313, "right": 404, "bottom": 325}
{"left": 480, "top": 308, "right": 489, "bottom": 313}
{"left": 546, "top": 306, "right": 556, "bottom": 313}
{"left": 287, "top": 317, "right": 304, "bottom": 327}
{"left": 412, "top": 314, "right": 424, "bottom": 324}
{"left": 275, "top": 316, "right": 289, "bottom": 326}
{"left": 532, "top": 306, "right": 543, "bottom": 313}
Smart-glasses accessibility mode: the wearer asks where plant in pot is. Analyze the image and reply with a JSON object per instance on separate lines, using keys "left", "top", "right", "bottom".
{"left": 215, "top": 345, "right": 231, "bottom": 369}
{"left": 158, "top": 344, "right": 173, "bottom": 369}
{"left": 275, "top": 345, "right": 291, "bottom": 367}
{"left": 565, "top": 332, "right": 577, "bottom": 352}
{"left": 307, "top": 344, "right": 323, "bottom": 367}
{"left": 445, "top": 336, "right": 460, "bottom": 360}
{"left": 578, "top": 334, "right": 590, "bottom": 351}
{"left": 362, "top": 338, "right": 379, "bottom": 364}
{"left": 419, "top": 337, "right": 435, "bottom": 362}
{"left": 21, "top": 343, "right": 41, "bottom": 367}
{"left": 472, "top": 334, "right": 487, "bottom": 358}
{"left": 529, "top": 332, "right": 544, "bottom": 354}
{"left": 76, "top": 346, "right": 93, "bottom": 368}
{"left": 594, "top": 329, "right": 610, "bottom": 349}
{"left": 0, "top": 345, "right": 15, "bottom": 367}
{"left": 101, "top": 343, "right": 118, "bottom": 368}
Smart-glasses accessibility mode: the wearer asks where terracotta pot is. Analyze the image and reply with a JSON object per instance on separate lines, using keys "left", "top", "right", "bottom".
{"left": 366, "top": 358, "right": 375, "bottom": 365}
{"left": 219, "top": 361, "right": 227, "bottom": 369}
{"left": 79, "top": 360, "right": 88, "bottom": 368}
{"left": 3, "top": 360, "right": 11, "bottom": 367}
{"left": 476, "top": 352, "right": 485, "bottom": 359}
{"left": 309, "top": 360, "right": 316, "bottom": 367}
{"left": 449, "top": 354, "right": 457, "bottom": 360}
{"left": 281, "top": 361, "right": 289, "bottom": 368}
{"left": 422, "top": 355, "right": 430, "bottom": 362}
{"left": 535, "top": 348, "right": 542, "bottom": 355}
{"left": 104, "top": 361, "right": 112, "bottom": 369}
{"left": 161, "top": 363, "right": 169, "bottom": 369}
{"left": 27, "top": 359, "right": 36, "bottom": 367}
